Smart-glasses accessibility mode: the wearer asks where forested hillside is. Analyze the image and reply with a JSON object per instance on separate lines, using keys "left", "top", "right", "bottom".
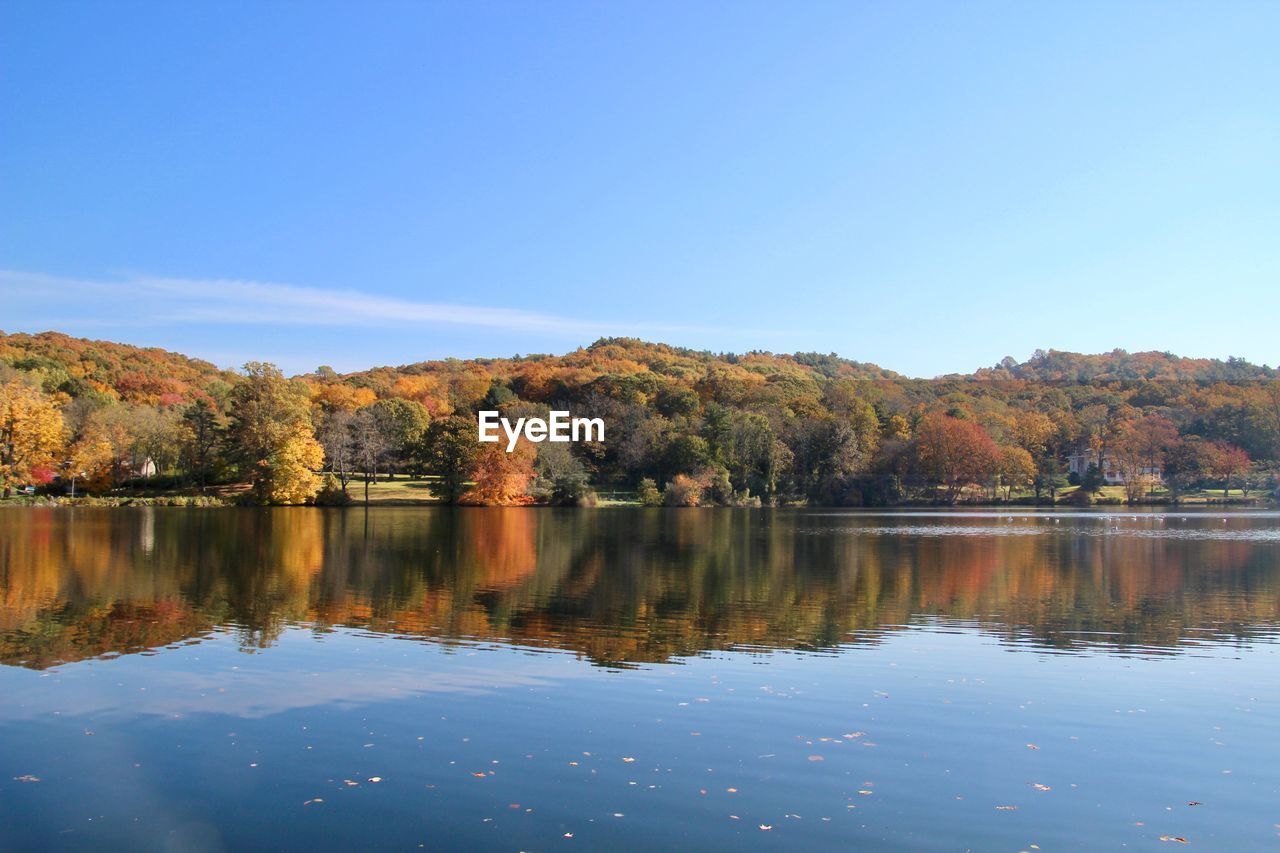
{"left": 1, "top": 331, "right": 1277, "bottom": 506}
{"left": 0, "top": 331, "right": 237, "bottom": 403}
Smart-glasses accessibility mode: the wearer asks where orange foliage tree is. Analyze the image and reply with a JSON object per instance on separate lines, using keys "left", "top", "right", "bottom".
{"left": 1206, "top": 442, "right": 1251, "bottom": 497}
{"left": 464, "top": 440, "right": 536, "bottom": 505}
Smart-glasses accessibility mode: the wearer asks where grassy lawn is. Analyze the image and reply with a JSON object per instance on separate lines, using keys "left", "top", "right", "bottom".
{"left": 344, "top": 477, "right": 442, "bottom": 505}
{"left": 342, "top": 480, "right": 644, "bottom": 506}
{"left": 1049, "top": 484, "right": 1256, "bottom": 504}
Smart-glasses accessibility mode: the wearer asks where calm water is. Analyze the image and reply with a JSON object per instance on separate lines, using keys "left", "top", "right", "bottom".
{"left": 2, "top": 507, "right": 1278, "bottom": 851}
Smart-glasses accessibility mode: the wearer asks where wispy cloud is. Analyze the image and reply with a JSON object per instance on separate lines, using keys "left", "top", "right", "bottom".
{"left": 0, "top": 269, "right": 722, "bottom": 337}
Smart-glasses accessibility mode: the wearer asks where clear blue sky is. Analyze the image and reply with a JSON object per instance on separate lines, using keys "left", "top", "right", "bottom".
{"left": 2, "top": 1, "right": 1277, "bottom": 376}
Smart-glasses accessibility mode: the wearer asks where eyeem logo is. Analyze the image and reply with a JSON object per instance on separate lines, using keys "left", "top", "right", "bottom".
{"left": 478, "top": 410, "right": 605, "bottom": 452}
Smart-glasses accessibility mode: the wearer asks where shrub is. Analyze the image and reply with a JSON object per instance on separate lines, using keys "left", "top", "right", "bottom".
{"left": 1069, "top": 489, "right": 1094, "bottom": 506}
{"left": 663, "top": 474, "right": 703, "bottom": 507}
{"left": 314, "top": 474, "right": 352, "bottom": 506}
{"left": 637, "top": 478, "right": 662, "bottom": 506}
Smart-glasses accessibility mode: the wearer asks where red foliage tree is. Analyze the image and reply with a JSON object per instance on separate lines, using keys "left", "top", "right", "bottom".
{"left": 913, "top": 413, "right": 1000, "bottom": 503}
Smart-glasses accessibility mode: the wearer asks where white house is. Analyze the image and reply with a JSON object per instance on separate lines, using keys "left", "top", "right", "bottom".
{"left": 128, "top": 457, "right": 158, "bottom": 478}
{"left": 1067, "top": 448, "right": 1162, "bottom": 486}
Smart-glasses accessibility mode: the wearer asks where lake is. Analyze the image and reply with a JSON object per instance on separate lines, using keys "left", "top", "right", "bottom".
{"left": 1, "top": 507, "right": 1278, "bottom": 850}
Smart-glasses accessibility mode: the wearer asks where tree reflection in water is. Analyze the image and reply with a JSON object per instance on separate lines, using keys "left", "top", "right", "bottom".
{"left": 2, "top": 508, "right": 1278, "bottom": 669}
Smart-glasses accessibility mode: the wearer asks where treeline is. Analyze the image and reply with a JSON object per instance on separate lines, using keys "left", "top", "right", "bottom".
{"left": 1, "top": 332, "right": 1278, "bottom": 505}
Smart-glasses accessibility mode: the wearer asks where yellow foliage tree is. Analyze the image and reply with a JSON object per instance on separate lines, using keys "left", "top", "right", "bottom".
{"left": 0, "top": 380, "right": 66, "bottom": 496}
{"left": 259, "top": 421, "right": 324, "bottom": 505}
{"left": 998, "top": 445, "right": 1036, "bottom": 500}
{"left": 230, "top": 363, "right": 324, "bottom": 504}
{"left": 68, "top": 426, "right": 118, "bottom": 492}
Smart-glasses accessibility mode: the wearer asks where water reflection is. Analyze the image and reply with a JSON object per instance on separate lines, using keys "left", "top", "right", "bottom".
{"left": 2, "top": 507, "right": 1278, "bottom": 669}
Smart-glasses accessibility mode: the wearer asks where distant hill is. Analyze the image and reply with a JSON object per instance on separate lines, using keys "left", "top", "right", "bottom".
{"left": 965, "top": 349, "right": 1275, "bottom": 382}
{"left": 334, "top": 337, "right": 901, "bottom": 392}
{"left": 0, "top": 331, "right": 1272, "bottom": 408}
{"left": 0, "top": 330, "right": 237, "bottom": 404}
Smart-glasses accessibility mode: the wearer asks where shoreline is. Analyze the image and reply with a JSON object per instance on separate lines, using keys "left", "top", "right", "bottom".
{"left": 2, "top": 495, "right": 1270, "bottom": 510}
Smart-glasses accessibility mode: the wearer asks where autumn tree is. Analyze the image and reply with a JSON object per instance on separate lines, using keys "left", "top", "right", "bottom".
{"left": 1112, "top": 414, "right": 1179, "bottom": 502}
{"left": 130, "top": 404, "right": 187, "bottom": 478}
{"left": 261, "top": 421, "right": 325, "bottom": 504}
{"left": 1079, "top": 401, "right": 1132, "bottom": 476}
{"left": 67, "top": 426, "right": 115, "bottom": 493}
{"left": 1206, "top": 442, "right": 1251, "bottom": 497}
{"left": 0, "top": 380, "right": 66, "bottom": 496}
{"left": 465, "top": 439, "right": 536, "bottom": 505}
{"left": 998, "top": 446, "right": 1036, "bottom": 501}
{"left": 912, "top": 413, "right": 1000, "bottom": 503}
{"left": 663, "top": 473, "right": 703, "bottom": 506}
{"left": 228, "top": 362, "right": 322, "bottom": 504}
{"left": 66, "top": 406, "right": 141, "bottom": 488}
